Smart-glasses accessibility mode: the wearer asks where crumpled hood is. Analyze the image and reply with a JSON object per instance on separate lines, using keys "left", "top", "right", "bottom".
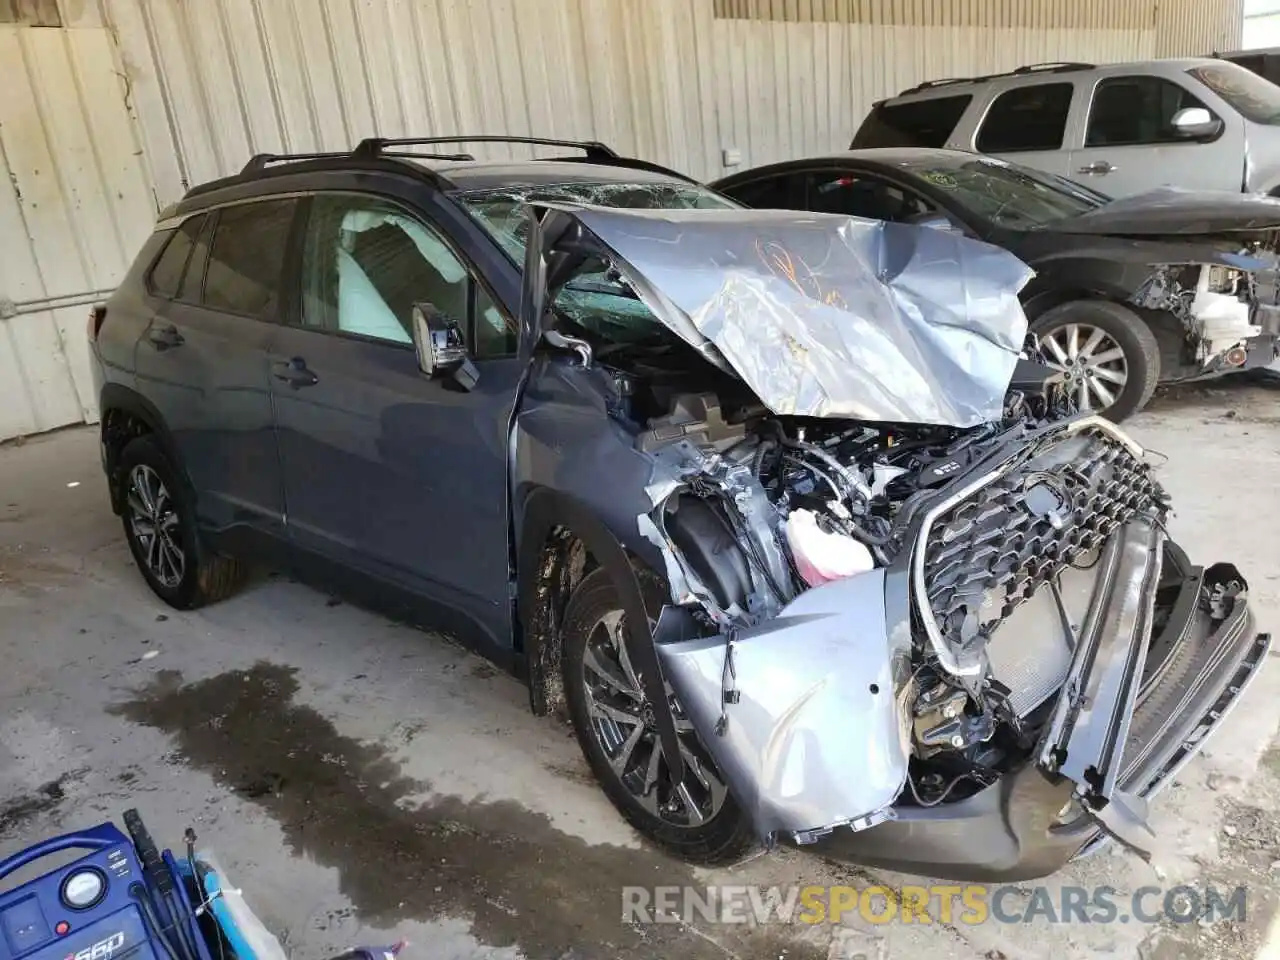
{"left": 1043, "top": 187, "right": 1280, "bottom": 236}
{"left": 524, "top": 203, "right": 1033, "bottom": 428}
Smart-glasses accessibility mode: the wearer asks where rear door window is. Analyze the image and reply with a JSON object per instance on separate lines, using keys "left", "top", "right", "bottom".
{"left": 147, "top": 216, "right": 204, "bottom": 298}
{"left": 851, "top": 95, "right": 972, "bottom": 148}
{"left": 804, "top": 172, "right": 933, "bottom": 222}
{"left": 718, "top": 172, "right": 808, "bottom": 209}
{"left": 202, "top": 199, "right": 298, "bottom": 319}
{"left": 177, "top": 214, "right": 214, "bottom": 303}
{"left": 976, "top": 82, "right": 1074, "bottom": 153}
{"left": 1085, "top": 75, "right": 1210, "bottom": 146}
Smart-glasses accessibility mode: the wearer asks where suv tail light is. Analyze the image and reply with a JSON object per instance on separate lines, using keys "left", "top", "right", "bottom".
{"left": 87, "top": 304, "right": 107, "bottom": 341}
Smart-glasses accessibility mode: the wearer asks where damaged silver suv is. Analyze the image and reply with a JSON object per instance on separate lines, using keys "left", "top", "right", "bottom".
{"left": 91, "top": 137, "right": 1270, "bottom": 880}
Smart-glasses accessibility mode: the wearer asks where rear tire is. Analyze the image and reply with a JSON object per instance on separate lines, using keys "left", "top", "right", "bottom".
{"left": 561, "top": 567, "right": 757, "bottom": 864}
{"left": 1031, "top": 300, "right": 1160, "bottom": 422}
{"left": 116, "top": 435, "right": 246, "bottom": 609}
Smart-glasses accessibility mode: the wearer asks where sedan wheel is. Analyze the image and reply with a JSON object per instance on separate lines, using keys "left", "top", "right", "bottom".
{"left": 581, "top": 609, "right": 728, "bottom": 827}
{"left": 126, "top": 464, "right": 186, "bottom": 589}
{"left": 1030, "top": 300, "right": 1160, "bottom": 423}
{"left": 1039, "top": 322, "right": 1128, "bottom": 413}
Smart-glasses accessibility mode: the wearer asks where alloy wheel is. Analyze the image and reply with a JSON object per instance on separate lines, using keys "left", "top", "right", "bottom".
{"left": 126, "top": 464, "right": 186, "bottom": 589}
{"left": 1039, "top": 323, "right": 1129, "bottom": 412}
{"left": 581, "top": 609, "right": 728, "bottom": 827}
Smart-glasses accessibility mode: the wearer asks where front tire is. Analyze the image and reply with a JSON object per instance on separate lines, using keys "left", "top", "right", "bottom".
{"left": 561, "top": 567, "right": 757, "bottom": 864}
{"left": 1031, "top": 300, "right": 1160, "bottom": 422}
{"left": 116, "top": 435, "right": 246, "bottom": 609}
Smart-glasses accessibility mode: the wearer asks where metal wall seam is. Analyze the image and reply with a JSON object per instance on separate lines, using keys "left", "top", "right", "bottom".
{"left": 99, "top": 0, "right": 1246, "bottom": 197}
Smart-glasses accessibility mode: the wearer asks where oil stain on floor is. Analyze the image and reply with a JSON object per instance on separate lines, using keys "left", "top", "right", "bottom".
{"left": 112, "top": 662, "right": 826, "bottom": 960}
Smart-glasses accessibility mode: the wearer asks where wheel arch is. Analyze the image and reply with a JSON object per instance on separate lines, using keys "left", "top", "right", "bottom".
{"left": 516, "top": 485, "right": 663, "bottom": 717}
{"left": 98, "top": 384, "right": 189, "bottom": 514}
{"left": 1021, "top": 285, "right": 1119, "bottom": 323}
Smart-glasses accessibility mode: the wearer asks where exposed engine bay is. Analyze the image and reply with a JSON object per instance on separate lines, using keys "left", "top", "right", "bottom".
{"left": 615, "top": 357, "right": 1181, "bottom": 844}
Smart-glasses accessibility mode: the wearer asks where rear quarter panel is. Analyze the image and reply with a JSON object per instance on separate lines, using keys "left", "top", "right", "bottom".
{"left": 95, "top": 230, "right": 169, "bottom": 395}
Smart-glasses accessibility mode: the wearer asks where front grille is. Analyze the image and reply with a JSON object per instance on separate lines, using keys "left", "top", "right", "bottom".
{"left": 921, "top": 432, "right": 1162, "bottom": 655}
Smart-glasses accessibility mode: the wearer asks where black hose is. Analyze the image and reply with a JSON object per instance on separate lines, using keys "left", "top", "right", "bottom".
{"left": 131, "top": 884, "right": 182, "bottom": 960}
{"left": 163, "top": 883, "right": 204, "bottom": 960}
{"left": 750, "top": 439, "right": 775, "bottom": 482}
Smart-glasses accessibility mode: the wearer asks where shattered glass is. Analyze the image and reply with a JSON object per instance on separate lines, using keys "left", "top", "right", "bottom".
{"left": 459, "top": 180, "right": 732, "bottom": 261}
{"left": 537, "top": 204, "right": 1034, "bottom": 428}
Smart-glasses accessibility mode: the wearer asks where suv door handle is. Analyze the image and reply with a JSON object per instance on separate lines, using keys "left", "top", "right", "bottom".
{"left": 1077, "top": 161, "right": 1115, "bottom": 175}
{"left": 272, "top": 357, "right": 318, "bottom": 388}
{"left": 147, "top": 324, "right": 184, "bottom": 349}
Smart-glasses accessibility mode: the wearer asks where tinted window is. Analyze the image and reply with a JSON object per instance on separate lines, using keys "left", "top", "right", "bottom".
{"left": 851, "top": 95, "right": 972, "bottom": 148}
{"left": 300, "top": 195, "right": 516, "bottom": 356}
{"left": 147, "top": 217, "right": 203, "bottom": 298}
{"left": 1189, "top": 62, "right": 1280, "bottom": 125}
{"left": 805, "top": 173, "right": 933, "bottom": 222}
{"left": 976, "top": 83, "right": 1074, "bottom": 153}
{"left": 203, "top": 200, "right": 296, "bottom": 318}
{"left": 177, "top": 215, "right": 214, "bottom": 302}
{"left": 1085, "top": 76, "right": 1209, "bottom": 147}
{"left": 716, "top": 173, "right": 807, "bottom": 209}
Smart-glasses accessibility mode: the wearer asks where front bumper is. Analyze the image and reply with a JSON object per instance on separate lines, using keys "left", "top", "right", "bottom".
{"left": 808, "top": 558, "right": 1270, "bottom": 882}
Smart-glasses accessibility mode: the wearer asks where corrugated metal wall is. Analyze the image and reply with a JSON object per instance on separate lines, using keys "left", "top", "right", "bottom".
{"left": 0, "top": 17, "right": 155, "bottom": 441}
{"left": 0, "top": 0, "right": 1245, "bottom": 440}
{"left": 1156, "top": 0, "right": 1246, "bottom": 54}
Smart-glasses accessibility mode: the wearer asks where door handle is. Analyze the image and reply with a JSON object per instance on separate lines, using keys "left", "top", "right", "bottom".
{"left": 1077, "top": 161, "right": 1115, "bottom": 175}
{"left": 147, "top": 324, "right": 184, "bottom": 349}
{"left": 272, "top": 357, "right": 318, "bottom": 388}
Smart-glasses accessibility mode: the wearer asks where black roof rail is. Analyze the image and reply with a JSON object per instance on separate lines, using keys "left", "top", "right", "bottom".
{"left": 1012, "top": 60, "right": 1095, "bottom": 74}
{"left": 898, "top": 60, "right": 1095, "bottom": 97}
{"left": 241, "top": 150, "right": 353, "bottom": 174}
{"left": 353, "top": 135, "right": 620, "bottom": 161}
{"left": 898, "top": 76, "right": 971, "bottom": 95}
{"left": 187, "top": 135, "right": 685, "bottom": 207}
{"left": 546, "top": 153, "right": 701, "bottom": 185}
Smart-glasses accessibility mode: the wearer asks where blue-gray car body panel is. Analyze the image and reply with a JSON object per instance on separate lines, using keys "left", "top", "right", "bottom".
{"left": 93, "top": 158, "right": 699, "bottom": 675}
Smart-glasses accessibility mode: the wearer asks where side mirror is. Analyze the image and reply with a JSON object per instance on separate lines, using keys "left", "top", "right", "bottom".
{"left": 1171, "top": 107, "right": 1223, "bottom": 140}
{"left": 411, "top": 302, "right": 478, "bottom": 390}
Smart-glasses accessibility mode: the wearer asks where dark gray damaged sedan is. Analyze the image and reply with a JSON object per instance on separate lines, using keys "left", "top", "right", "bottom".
{"left": 89, "top": 138, "right": 1269, "bottom": 880}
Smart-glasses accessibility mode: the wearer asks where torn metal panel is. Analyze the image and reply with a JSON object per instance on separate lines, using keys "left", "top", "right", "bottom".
{"left": 1039, "top": 518, "right": 1164, "bottom": 812}
{"left": 528, "top": 203, "right": 1034, "bottom": 428}
{"left": 656, "top": 569, "right": 909, "bottom": 844}
{"left": 640, "top": 438, "right": 792, "bottom": 623}
{"left": 1129, "top": 262, "right": 1269, "bottom": 367}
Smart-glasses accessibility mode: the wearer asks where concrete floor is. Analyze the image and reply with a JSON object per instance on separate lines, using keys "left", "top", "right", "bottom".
{"left": 3, "top": 379, "right": 1280, "bottom": 960}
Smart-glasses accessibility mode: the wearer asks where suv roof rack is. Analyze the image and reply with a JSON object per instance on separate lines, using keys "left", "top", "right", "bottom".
{"left": 194, "top": 135, "right": 691, "bottom": 205}
{"left": 353, "top": 135, "right": 620, "bottom": 162}
{"left": 240, "top": 148, "right": 476, "bottom": 173}
{"left": 898, "top": 60, "right": 1095, "bottom": 96}
{"left": 1012, "top": 61, "right": 1094, "bottom": 74}
{"left": 238, "top": 135, "right": 622, "bottom": 176}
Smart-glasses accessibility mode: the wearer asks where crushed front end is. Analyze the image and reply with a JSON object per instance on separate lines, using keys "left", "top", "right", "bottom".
{"left": 1129, "top": 253, "right": 1280, "bottom": 379}
{"left": 520, "top": 204, "right": 1271, "bottom": 881}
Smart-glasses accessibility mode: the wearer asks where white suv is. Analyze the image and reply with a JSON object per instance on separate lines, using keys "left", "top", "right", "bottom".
{"left": 852, "top": 58, "right": 1280, "bottom": 198}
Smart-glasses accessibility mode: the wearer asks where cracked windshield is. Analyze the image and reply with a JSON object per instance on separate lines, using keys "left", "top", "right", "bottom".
{"left": 905, "top": 156, "right": 1103, "bottom": 227}
{"left": 1190, "top": 61, "right": 1280, "bottom": 125}
{"left": 461, "top": 180, "right": 734, "bottom": 346}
